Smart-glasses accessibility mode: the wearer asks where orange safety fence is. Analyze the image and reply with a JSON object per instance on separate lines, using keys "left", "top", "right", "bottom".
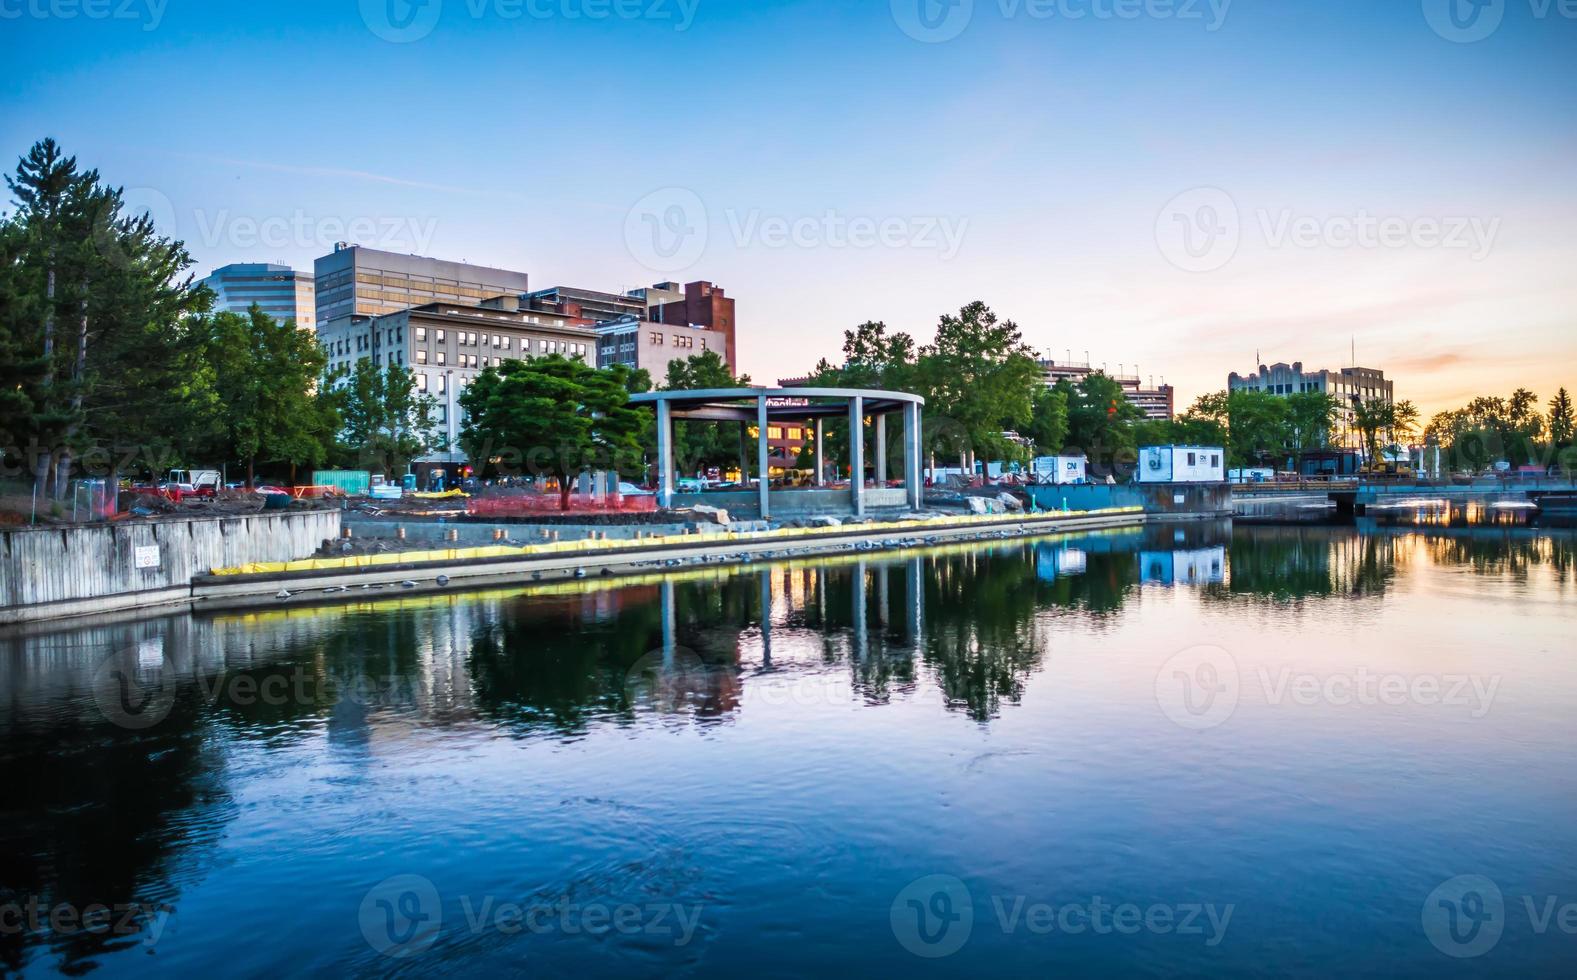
{"left": 466, "top": 493, "right": 659, "bottom": 517}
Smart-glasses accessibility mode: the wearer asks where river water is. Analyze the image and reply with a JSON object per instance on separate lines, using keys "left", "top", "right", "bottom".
{"left": 2, "top": 521, "right": 1574, "bottom": 977}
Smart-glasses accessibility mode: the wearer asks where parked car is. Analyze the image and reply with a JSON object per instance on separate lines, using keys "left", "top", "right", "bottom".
{"left": 618, "top": 482, "right": 655, "bottom": 497}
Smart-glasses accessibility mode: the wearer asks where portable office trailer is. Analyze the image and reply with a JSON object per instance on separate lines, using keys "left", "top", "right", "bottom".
{"left": 1137, "top": 446, "right": 1225, "bottom": 484}
{"left": 1032, "top": 455, "right": 1088, "bottom": 485}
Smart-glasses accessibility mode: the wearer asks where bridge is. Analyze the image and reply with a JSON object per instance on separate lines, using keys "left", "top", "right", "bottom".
{"left": 1234, "top": 479, "right": 1577, "bottom": 517}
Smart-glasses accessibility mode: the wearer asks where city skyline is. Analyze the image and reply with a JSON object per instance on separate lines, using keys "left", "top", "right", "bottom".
{"left": 4, "top": 0, "right": 1574, "bottom": 417}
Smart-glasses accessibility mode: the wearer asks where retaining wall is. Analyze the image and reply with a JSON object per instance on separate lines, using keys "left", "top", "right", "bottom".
{"left": 1024, "top": 482, "right": 1233, "bottom": 517}
{"left": 0, "top": 510, "right": 341, "bottom": 625}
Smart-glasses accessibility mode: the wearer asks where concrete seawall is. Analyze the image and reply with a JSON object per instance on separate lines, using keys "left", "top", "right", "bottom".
{"left": 0, "top": 510, "right": 342, "bottom": 625}
{"left": 192, "top": 508, "right": 1151, "bottom": 613}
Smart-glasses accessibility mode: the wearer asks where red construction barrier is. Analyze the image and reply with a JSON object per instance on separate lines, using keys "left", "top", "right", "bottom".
{"left": 466, "top": 493, "right": 659, "bottom": 518}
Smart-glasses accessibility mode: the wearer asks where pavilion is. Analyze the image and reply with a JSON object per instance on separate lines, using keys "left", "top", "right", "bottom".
{"left": 629, "top": 387, "right": 925, "bottom": 519}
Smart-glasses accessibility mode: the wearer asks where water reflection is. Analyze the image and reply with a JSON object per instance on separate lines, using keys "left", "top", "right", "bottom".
{"left": 0, "top": 518, "right": 1572, "bottom": 974}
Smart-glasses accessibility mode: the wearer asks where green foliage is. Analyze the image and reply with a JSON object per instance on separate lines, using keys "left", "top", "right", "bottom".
{"left": 661, "top": 350, "right": 751, "bottom": 477}
{"left": 1547, "top": 388, "right": 1573, "bottom": 448}
{"left": 1061, "top": 372, "right": 1145, "bottom": 468}
{"left": 460, "top": 356, "right": 647, "bottom": 504}
{"left": 1225, "top": 389, "right": 1291, "bottom": 467}
{"left": 917, "top": 302, "right": 1040, "bottom": 466}
{"left": 1425, "top": 389, "right": 1554, "bottom": 471}
{"left": 200, "top": 305, "right": 332, "bottom": 483}
{"left": 1, "top": 138, "right": 211, "bottom": 495}
{"left": 324, "top": 358, "right": 439, "bottom": 477}
{"left": 1026, "top": 384, "right": 1068, "bottom": 455}
{"left": 1352, "top": 398, "right": 1418, "bottom": 466}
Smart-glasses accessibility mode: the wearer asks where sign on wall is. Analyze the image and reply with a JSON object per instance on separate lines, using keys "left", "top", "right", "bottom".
{"left": 133, "top": 545, "right": 161, "bottom": 569}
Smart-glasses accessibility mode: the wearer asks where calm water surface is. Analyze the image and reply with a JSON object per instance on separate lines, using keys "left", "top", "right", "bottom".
{"left": 2, "top": 522, "right": 1574, "bottom": 977}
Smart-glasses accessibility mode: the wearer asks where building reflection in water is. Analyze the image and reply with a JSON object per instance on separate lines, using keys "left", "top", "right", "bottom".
{"left": 2, "top": 516, "right": 1574, "bottom": 971}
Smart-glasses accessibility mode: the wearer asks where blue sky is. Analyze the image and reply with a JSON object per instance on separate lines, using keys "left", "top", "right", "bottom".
{"left": 4, "top": 0, "right": 1575, "bottom": 413}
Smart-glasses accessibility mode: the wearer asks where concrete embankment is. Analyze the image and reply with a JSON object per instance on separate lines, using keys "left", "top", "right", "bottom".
{"left": 191, "top": 507, "right": 1149, "bottom": 613}
{"left": 0, "top": 510, "right": 342, "bottom": 626}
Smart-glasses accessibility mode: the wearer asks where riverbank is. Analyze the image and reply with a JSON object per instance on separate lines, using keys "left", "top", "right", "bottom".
{"left": 192, "top": 507, "right": 1156, "bottom": 614}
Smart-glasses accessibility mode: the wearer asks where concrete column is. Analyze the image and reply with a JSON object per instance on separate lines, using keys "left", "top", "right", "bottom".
{"left": 852, "top": 559, "right": 868, "bottom": 661}
{"left": 849, "top": 396, "right": 865, "bottom": 517}
{"left": 657, "top": 398, "right": 674, "bottom": 508}
{"left": 875, "top": 414, "right": 887, "bottom": 485}
{"left": 814, "top": 418, "right": 825, "bottom": 487}
{"left": 757, "top": 395, "right": 771, "bottom": 519}
{"left": 661, "top": 579, "right": 676, "bottom": 668}
{"left": 904, "top": 402, "right": 923, "bottom": 510}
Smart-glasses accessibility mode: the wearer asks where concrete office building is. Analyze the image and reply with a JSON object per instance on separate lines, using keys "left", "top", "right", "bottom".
{"left": 201, "top": 263, "right": 316, "bottom": 329}
{"left": 594, "top": 318, "right": 729, "bottom": 379}
{"left": 1038, "top": 360, "right": 1176, "bottom": 420}
{"left": 317, "top": 295, "right": 597, "bottom": 467}
{"left": 1228, "top": 361, "right": 1393, "bottom": 452}
{"left": 314, "top": 244, "right": 532, "bottom": 326}
{"left": 647, "top": 281, "right": 737, "bottom": 373}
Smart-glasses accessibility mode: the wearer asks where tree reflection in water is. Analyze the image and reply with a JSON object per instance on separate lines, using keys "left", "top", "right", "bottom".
{"left": 4, "top": 518, "right": 1572, "bottom": 972}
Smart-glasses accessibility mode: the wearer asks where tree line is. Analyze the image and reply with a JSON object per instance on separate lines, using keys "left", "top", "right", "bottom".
{"left": 0, "top": 139, "right": 443, "bottom": 507}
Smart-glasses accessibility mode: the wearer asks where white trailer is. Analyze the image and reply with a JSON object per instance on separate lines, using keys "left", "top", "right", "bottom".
{"left": 1137, "top": 446, "right": 1225, "bottom": 484}
{"left": 1032, "top": 455, "right": 1088, "bottom": 485}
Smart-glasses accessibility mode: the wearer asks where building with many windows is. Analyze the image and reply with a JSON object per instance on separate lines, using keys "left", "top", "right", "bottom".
{"left": 316, "top": 295, "right": 597, "bottom": 465}
{"left": 529, "top": 281, "right": 736, "bottom": 371}
{"left": 313, "top": 244, "right": 532, "bottom": 326}
{"left": 594, "top": 318, "right": 729, "bottom": 380}
{"left": 200, "top": 263, "right": 315, "bottom": 329}
{"left": 1228, "top": 361, "right": 1393, "bottom": 452}
{"left": 1037, "top": 360, "right": 1176, "bottom": 420}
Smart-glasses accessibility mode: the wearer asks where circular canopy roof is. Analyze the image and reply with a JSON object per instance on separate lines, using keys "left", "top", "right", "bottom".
{"left": 630, "top": 387, "right": 923, "bottom": 422}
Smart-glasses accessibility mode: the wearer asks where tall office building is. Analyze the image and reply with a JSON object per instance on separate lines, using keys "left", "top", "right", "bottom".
{"left": 200, "top": 263, "right": 316, "bottom": 329}
{"left": 313, "top": 244, "right": 532, "bottom": 326}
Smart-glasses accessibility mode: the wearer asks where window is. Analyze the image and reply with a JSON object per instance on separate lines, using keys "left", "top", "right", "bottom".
{"left": 650, "top": 332, "right": 664, "bottom": 345}
{"left": 501, "top": 337, "right": 511, "bottom": 350}
{"left": 416, "top": 373, "right": 428, "bottom": 392}
{"left": 436, "top": 329, "right": 446, "bottom": 343}
{"left": 1187, "top": 452, "right": 1197, "bottom": 466}
{"left": 415, "top": 349, "right": 428, "bottom": 364}
{"left": 437, "top": 375, "right": 447, "bottom": 394}
{"left": 1212, "top": 454, "right": 1221, "bottom": 467}
{"left": 436, "top": 351, "right": 446, "bottom": 365}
